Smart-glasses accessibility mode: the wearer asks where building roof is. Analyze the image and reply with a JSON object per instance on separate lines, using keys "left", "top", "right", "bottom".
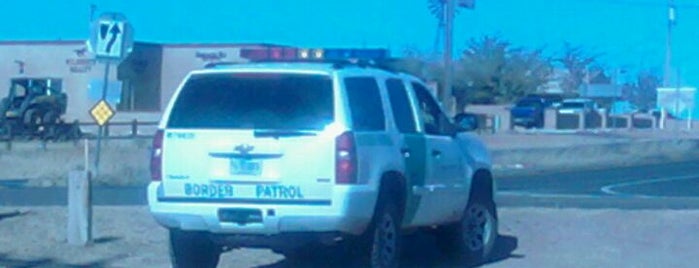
{"left": 0, "top": 40, "right": 289, "bottom": 49}
{"left": 0, "top": 40, "right": 85, "bottom": 45}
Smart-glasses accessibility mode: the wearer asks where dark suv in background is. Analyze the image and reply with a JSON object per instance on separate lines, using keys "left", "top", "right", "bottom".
{"left": 510, "top": 94, "right": 563, "bottom": 129}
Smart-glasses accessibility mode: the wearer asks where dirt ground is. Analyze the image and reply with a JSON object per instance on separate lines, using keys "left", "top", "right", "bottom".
{"left": 1, "top": 206, "right": 698, "bottom": 268}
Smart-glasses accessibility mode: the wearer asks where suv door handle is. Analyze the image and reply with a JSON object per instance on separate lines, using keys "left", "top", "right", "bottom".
{"left": 431, "top": 150, "right": 442, "bottom": 157}
{"left": 400, "top": 147, "right": 411, "bottom": 158}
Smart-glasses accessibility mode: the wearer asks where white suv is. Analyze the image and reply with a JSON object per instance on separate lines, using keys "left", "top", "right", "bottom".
{"left": 148, "top": 61, "right": 498, "bottom": 267}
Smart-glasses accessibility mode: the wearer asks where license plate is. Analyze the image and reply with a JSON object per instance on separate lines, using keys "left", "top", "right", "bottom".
{"left": 230, "top": 159, "right": 262, "bottom": 175}
{"left": 218, "top": 208, "right": 262, "bottom": 224}
{"left": 184, "top": 183, "right": 234, "bottom": 198}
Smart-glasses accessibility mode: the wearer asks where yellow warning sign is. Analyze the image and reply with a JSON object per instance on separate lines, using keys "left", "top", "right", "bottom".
{"left": 90, "top": 100, "right": 115, "bottom": 126}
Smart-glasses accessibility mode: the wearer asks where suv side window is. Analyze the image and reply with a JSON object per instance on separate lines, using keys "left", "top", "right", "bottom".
{"left": 411, "top": 82, "right": 453, "bottom": 136}
{"left": 386, "top": 79, "right": 417, "bottom": 133}
{"left": 344, "top": 77, "right": 386, "bottom": 131}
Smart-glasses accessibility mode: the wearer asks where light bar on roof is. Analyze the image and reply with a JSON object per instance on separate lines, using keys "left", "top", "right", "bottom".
{"left": 240, "top": 48, "right": 389, "bottom": 62}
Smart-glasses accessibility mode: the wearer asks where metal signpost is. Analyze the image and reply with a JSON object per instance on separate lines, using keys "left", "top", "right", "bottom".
{"left": 68, "top": 11, "right": 133, "bottom": 247}
{"left": 88, "top": 12, "right": 133, "bottom": 174}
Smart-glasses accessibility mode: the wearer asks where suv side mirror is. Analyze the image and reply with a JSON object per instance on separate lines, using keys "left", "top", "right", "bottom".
{"left": 454, "top": 113, "right": 479, "bottom": 132}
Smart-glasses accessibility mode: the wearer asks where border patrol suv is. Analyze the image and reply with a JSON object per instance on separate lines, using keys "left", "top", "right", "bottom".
{"left": 148, "top": 54, "right": 498, "bottom": 267}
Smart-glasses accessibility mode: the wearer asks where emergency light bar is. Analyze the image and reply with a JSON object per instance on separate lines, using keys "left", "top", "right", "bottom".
{"left": 240, "top": 47, "right": 389, "bottom": 62}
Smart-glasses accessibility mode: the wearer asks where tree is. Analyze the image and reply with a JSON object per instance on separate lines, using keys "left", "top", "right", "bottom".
{"left": 555, "top": 42, "right": 601, "bottom": 94}
{"left": 633, "top": 70, "right": 661, "bottom": 109}
{"left": 382, "top": 47, "right": 443, "bottom": 82}
{"left": 454, "top": 35, "right": 552, "bottom": 107}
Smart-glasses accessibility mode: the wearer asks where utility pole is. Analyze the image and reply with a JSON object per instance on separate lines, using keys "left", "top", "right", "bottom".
{"left": 442, "top": 0, "right": 456, "bottom": 115}
{"left": 664, "top": 0, "right": 676, "bottom": 87}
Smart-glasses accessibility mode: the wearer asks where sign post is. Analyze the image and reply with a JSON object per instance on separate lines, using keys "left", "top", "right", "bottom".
{"left": 88, "top": 12, "right": 133, "bottom": 175}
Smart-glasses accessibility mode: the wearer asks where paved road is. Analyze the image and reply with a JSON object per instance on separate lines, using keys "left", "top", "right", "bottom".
{"left": 1, "top": 161, "right": 699, "bottom": 209}
{"left": 497, "top": 160, "right": 699, "bottom": 209}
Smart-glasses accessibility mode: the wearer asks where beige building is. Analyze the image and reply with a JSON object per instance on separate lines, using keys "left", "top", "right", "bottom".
{"left": 0, "top": 40, "right": 284, "bottom": 125}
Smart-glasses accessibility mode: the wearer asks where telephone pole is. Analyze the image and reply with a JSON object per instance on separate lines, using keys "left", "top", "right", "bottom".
{"left": 442, "top": 0, "right": 455, "bottom": 115}
{"left": 663, "top": 0, "right": 676, "bottom": 87}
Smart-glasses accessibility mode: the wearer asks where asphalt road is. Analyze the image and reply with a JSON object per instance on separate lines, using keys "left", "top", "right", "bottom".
{"left": 1, "top": 161, "right": 699, "bottom": 209}
{"left": 496, "top": 160, "right": 699, "bottom": 209}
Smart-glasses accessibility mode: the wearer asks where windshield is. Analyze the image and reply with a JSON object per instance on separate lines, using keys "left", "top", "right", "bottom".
{"left": 167, "top": 73, "right": 334, "bottom": 130}
{"left": 559, "top": 102, "right": 585, "bottom": 109}
{"left": 516, "top": 99, "right": 543, "bottom": 108}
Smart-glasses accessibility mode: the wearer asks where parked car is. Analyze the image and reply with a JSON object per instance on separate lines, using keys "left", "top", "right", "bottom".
{"left": 525, "top": 93, "right": 563, "bottom": 108}
{"left": 510, "top": 97, "right": 546, "bottom": 128}
{"left": 610, "top": 100, "right": 639, "bottom": 115}
{"left": 557, "top": 98, "right": 599, "bottom": 115}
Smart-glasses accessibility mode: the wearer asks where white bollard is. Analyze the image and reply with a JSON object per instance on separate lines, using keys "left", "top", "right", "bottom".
{"left": 660, "top": 108, "right": 667, "bottom": 130}
{"left": 67, "top": 170, "right": 92, "bottom": 246}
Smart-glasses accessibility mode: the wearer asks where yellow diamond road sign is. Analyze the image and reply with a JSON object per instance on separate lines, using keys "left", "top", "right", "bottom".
{"left": 90, "top": 100, "right": 115, "bottom": 126}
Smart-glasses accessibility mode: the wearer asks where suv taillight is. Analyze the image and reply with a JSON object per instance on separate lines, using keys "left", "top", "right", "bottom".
{"left": 335, "top": 131, "right": 357, "bottom": 184}
{"left": 150, "top": 130, "right": 164, "bottom": 181}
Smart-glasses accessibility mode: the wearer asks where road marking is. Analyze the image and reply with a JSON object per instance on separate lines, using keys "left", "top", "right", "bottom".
{"left": 498, "top": 191, "right": 603, "bottom": 199}
{"left": 600, "top": 174, "right": 699, "bottom": 198}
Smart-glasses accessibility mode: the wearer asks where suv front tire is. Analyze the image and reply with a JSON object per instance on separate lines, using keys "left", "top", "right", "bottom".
{"left": 435, "top": 191, "right": 498, "bottom": 266}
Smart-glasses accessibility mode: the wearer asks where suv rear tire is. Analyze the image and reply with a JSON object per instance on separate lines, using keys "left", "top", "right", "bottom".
{"left": 169, "top": 229, "right": 221, "bottom": 268}
{"left": 368, "top": 196, "right": 402, "bottom": 268}
{"left": 436, "top": 192, "right": 498, "bottom": 265}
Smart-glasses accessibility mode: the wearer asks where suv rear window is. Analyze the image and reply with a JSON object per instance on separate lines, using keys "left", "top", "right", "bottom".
{"left": 167, "top": 73, "right": 334, "bottom": 130}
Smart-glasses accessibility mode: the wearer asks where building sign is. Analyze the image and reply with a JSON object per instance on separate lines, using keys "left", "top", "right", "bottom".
{"left": 657, "top": 87, "right": 698, "bottom": 119}
{"left": 196, "top": 51, "right": 227, "bottom": 62}
{"left": 66, "top": 46, "right": 96, "bottom": 73}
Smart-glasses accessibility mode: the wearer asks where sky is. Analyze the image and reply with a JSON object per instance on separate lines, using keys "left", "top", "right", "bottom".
{"left": 1, "top": 0, "right": 698, "bottom": 86}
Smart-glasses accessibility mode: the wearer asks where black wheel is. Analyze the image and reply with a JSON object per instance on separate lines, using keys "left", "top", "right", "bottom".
{"left": 41, "top": 112, "right": 58, "bottom": 140}
{"left": 0, "top": 122, "right": 10, "bottom": 140}
{"left": 368, "top": 197, "right": 402, "bottom": 268}
{"left": 436, "top": 192, "right": 498, "bottom": 266}
{"left": 22, "top": 109, "right": 43, "bottom": 136}
{"left": 169, "top": 229, "right": 221, "bottom": 268}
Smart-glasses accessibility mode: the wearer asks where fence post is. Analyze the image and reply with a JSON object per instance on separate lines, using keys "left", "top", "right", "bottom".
{"left": 67, "top": 170, "right": 92, "bottom": 246}
{"left": 492, "top": 115, "right": 500, "bottom": 134}
{"left": 628, "top": 113, "right": 635, "bottom": 129}
{"left": 131, "top": 119, "right": 138, "bottom": 137}
{"left": 600, "top": 110, "right": 608, "bottom": 129}
{"left": 659, "top": 108, "right": 667, "bottom": 129}
{"left": 72, "top": 120, "right": 80, "bottom": 146}
{"left": 577, "top": 112, "right": 585, "bottom": 130}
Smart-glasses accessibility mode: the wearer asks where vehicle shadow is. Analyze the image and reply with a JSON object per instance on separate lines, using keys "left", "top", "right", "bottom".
{"left": 0, "top": 253, "right": 122, "bottom": 268}
{"left": 0, "top": 210, "right": 26, "bottom": 222}
{"left": 256, "top": 233, "right": 520, "bottom": 268}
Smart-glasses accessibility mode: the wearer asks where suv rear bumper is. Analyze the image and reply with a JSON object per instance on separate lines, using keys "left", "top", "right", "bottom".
{"left": 147, "top": 182, "right": 376, "bottom": 236}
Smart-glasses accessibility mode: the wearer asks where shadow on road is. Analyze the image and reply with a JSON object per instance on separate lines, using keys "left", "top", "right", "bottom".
{"left": 0, "top": 253, "right": 123, "bottom": 268}
{"left": 256, "top": 233, "right": 520, "bottom": 267}
{"left": 93, "top": 236, "right": 122, "bottom": 244}
{"left": 480, "top": 235, "right": 523, "bottom": 266}
{"left": 0, "top": 210, "right": 27, "bottom": 222}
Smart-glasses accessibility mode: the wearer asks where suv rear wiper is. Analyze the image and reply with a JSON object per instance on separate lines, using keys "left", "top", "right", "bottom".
{"left": 253, "top": 129, "right": 318, "bottom": 139}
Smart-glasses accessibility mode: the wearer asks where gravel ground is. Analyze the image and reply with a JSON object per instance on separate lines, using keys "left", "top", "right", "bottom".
{"left": 1, "top": 206, "right": 698, "bottom": 268}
